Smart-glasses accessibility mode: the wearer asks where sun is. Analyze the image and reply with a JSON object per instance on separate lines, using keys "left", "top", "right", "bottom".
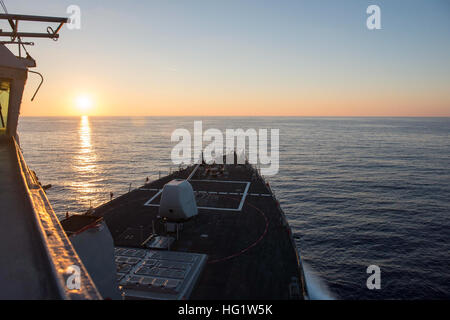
{"left": 76, "top": 95, "right": 93, "bottom": 113}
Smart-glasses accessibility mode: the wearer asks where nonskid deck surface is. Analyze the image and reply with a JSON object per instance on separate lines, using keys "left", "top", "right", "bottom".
{"left": 92, "top": 163, "right": 304, "bottom": 299}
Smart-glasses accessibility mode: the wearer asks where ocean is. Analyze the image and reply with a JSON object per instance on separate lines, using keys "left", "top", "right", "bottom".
{"left": 17, "top": 116, "right": 450, "bottom": 299}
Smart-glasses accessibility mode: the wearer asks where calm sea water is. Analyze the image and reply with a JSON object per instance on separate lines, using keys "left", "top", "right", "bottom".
{"left": 18, "top": 117, "right": 450, "bottom": 299}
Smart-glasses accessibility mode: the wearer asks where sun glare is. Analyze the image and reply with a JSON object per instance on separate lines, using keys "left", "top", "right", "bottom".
{"left": 76, "top": 95, "right": 93, "bottom": 113}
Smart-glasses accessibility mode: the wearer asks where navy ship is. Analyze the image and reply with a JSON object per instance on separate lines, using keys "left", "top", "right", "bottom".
{"left": 74, "top": 159, "right": 309, "bottom": 299}
{"left": 0, "top": 12, "right": 308, "bottom": 300}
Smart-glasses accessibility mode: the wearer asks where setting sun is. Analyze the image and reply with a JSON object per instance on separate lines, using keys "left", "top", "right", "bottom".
{"left": 75, "top": 95, "right": 93, "bottom": 113}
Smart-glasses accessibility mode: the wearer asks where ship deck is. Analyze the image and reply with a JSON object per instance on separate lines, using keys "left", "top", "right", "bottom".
{"left": 92, "top": 163, "right": 305, "bottom": 299}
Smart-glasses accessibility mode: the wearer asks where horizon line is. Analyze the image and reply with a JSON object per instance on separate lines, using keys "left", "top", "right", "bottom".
{"left": 20, "top": 115, "right": 450, "bottom": 118}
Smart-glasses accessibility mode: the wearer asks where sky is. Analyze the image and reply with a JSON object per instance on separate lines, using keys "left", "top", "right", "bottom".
{"left": 2, "top": 0, "right": 450, "bottom": 116}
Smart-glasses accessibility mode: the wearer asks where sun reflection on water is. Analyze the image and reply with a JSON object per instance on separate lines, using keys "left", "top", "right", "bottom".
{"left": 72, "top": 115, "right": 98, "bottom": 206}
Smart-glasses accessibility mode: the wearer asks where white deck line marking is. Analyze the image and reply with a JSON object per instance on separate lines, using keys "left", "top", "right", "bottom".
{"left": 143, "top": 189, "right": 163, "bottom": 206}
{"left": 187, "top": 163, "right": 201, "bottom": 181}
{"left": 144, "top": 163, "right": 200, "bottom": 206}
{"left": 199, "top": 206, "right": 242, "bottom": 212}
{"left": 237, "top": 182, "right": 251, "bottom": 211}
{"left": 145, "top": 203, "right": 242, "bottom": 212}
{"left": 190, "top": 179, "right": 250, "bottom": 184}
{"left": 143, "top": 189, "right": 271, "bottom": 197}
{"left": 142, "top": 180, "right": 274, "bottom": 210}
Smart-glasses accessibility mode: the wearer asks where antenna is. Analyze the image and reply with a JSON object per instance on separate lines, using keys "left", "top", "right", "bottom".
{"left": 0, "top": 13, "right": 69, "bottom": 100}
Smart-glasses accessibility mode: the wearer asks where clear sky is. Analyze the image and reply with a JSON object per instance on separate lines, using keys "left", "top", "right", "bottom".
{"left": 3, "top": 0, "right": 450, "bottom": 116}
